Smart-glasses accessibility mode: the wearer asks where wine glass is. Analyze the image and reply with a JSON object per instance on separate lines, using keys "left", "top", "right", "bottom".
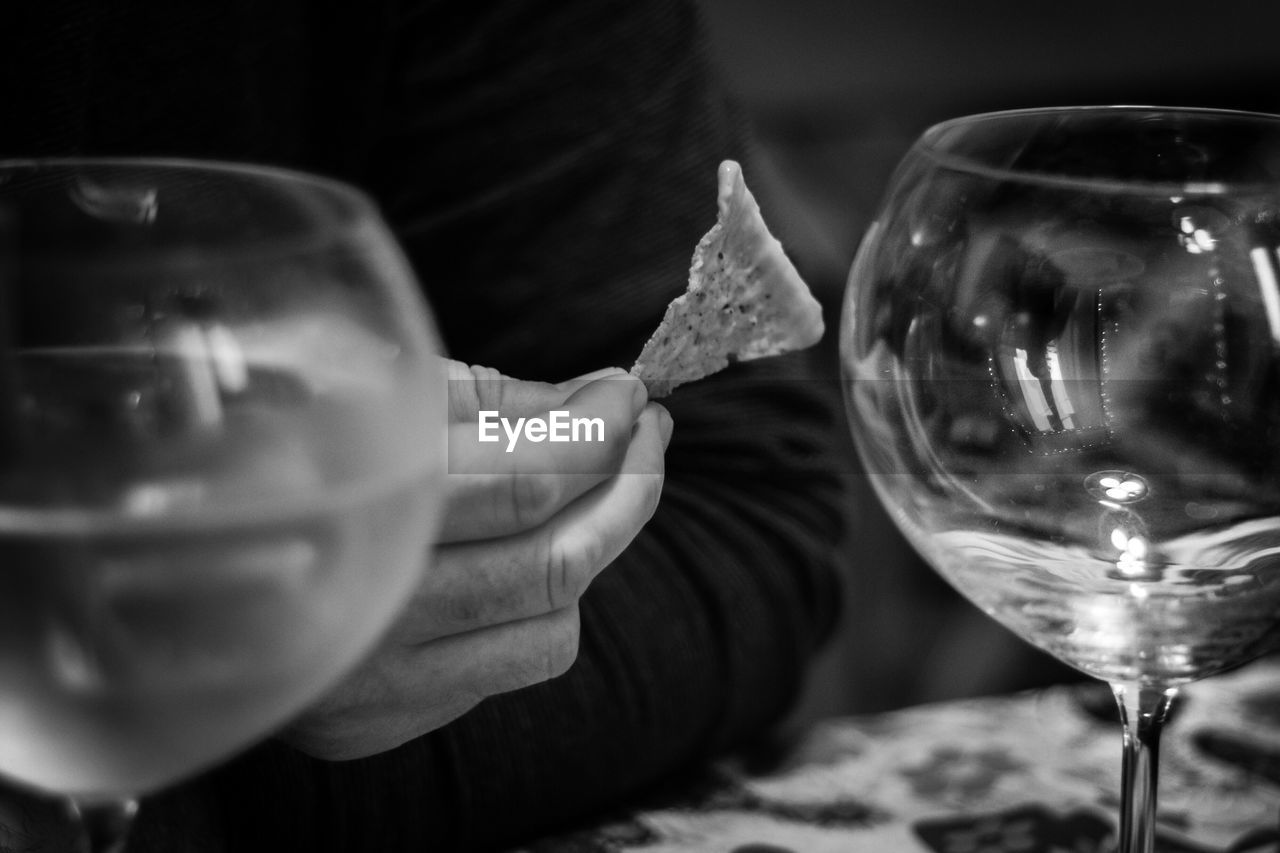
{"left": 840, "top": 106, "right": 1280, "bottom": 853}
{"left": 0, "top": 159, "right": 447, "bottom": 850}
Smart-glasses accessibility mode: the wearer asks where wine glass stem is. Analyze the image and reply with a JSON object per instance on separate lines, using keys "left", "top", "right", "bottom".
{"left": 1111, "top": 683, "right": 1177, "bottom": 853}
{"left": 68, "top": 796, "right": 138, "bottom": 853}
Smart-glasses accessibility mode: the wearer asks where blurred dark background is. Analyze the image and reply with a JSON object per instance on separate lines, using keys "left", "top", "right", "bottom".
{"left": 695, "top": 0, "right": 1280, "bottom": 720}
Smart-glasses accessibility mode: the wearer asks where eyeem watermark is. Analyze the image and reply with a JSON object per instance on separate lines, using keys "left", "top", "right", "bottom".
{"left": 478, "top": 410, "right": 605, "bottom": 453}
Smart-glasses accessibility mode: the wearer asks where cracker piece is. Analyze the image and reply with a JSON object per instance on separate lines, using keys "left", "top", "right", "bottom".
{"left": 630, "top": 160, "right": 823, "bottom": 397}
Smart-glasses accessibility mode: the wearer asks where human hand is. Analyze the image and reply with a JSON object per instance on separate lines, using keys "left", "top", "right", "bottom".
{"left": 280, "top": 360, "right": 671, "bottom": 760}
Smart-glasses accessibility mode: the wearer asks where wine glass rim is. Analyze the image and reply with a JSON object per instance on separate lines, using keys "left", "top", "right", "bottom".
{"left": 0, "top": 155, "right": 383, "bottom": 267}
{"left": 917, "top": 105, "right": 1280, "bottom": 195}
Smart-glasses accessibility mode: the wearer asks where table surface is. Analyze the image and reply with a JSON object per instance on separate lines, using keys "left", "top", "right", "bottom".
{"left": 516, "top": 660, "right": 1280, "bottom": 853}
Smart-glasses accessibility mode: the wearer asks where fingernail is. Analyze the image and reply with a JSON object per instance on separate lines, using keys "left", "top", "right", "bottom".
{"left": 630, "top": 373, "right": 649, "bottom": 415}
{"left": 575, "top": 366, "right": 629, "bottom": 382}
{"left": 657, "top": 406, "right": 674, "bottom": 446}
{"left": 582, "top": 370, "right": 645, "bottom": 415}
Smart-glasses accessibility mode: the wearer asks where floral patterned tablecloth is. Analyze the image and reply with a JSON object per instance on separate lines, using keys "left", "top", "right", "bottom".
{"left": 518, "top": 660, "right": 1280, "bottom": 853}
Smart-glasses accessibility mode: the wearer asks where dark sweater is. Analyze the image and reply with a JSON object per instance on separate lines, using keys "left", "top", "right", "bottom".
{"left": 2, "top": 1, "right": 847, "bottom": 849}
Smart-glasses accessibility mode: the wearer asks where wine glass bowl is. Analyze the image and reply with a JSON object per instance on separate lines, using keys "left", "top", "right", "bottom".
{"left": 840, "top": 107, "right": 1280, "bottom": 852}
{"left": 0, "top": 160, "right": 446, "bottom": 842}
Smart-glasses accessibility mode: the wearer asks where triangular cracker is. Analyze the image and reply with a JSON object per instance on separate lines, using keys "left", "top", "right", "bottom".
{"left": 630, "top": 160, "right": 823, "bottom": 397}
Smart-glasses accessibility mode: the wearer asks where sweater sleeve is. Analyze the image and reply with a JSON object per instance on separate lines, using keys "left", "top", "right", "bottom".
{"left": 124, "top": 0, "right": 849, "bottom": 849}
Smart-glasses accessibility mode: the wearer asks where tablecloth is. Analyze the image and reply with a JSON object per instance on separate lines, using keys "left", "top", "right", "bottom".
{"left": 517, "top": 660, "right": 1280, "bottom": 853}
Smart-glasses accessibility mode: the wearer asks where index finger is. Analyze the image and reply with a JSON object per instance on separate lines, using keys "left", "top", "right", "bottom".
{"left": 441, "top": 371, "right": 648, "bottom": 541}
{"left": 445, "top": 361, "right": 637, "bottom": 423}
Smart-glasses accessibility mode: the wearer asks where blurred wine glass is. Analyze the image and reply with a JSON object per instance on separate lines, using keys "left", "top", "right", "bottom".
{"left": 0, "top": 159, "right": 447, "bottom": 851}
{"left": 841, "top": 106, "right": 1280, "bottom": 853}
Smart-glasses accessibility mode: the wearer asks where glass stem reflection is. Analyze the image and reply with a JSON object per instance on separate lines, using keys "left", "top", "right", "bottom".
{"left": 1112, "top": 683, "right": 1177, "bottom": 853}
{"left": 68, "top": 796, "right": 138, "bottom": 853}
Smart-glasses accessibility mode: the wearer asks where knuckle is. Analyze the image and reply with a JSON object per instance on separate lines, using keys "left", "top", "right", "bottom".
{"left": 605, "top": 419, "right": 633, "bottom": 463}
{"left": 468, "top": 364, "right": 506, "bottom": 410}
{"left": 540, "top": 609, "right": 581, "bottom": 680}
{"left": 393, "top": 579, "right": 472, "bottom": 642}
{"left": 497, "top": 609, "right": 581, "bottom": 692}
{"left": 642, "top": 469, "right": 665, "bottom": 520}
{"left": 544, "top": 530, "right": 601, "bottom": 610}
{"left": 508, "top": 471, "right": 561, "bottom": 529}
{"left": 440, "top": 589, "right": 485, "bottom": 632}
